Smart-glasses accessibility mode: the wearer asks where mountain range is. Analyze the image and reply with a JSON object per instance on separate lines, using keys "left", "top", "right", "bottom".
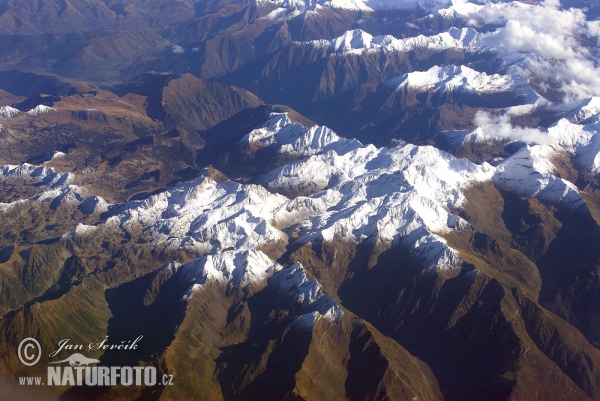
{"left": 0, "top": 0, "right": 600, "bottom": 400}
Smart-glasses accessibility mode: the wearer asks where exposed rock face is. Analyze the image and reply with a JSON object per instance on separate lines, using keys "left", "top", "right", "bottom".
{"left": 1, "top": 0, "right": 600, "bottom": 399}
{"left": 220, "top": 28, "right": 479, "bottom": 108}
{"left": 0, "top": 71, "right": 263, "bottom": 203}
{"left": 1, "top": 109, "right": 600, "bottom": 400}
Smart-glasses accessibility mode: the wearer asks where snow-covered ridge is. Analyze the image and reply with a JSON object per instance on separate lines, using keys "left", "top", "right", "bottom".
{"left": 0, "top": 164, "right": 71, "bottom": 188}
{"left": 248, "top": 113, "right": 597, "bottom": 268}
{"left": 184, "top": 249, "right": 282, "bottom": 289}
{"left": 387, "top": 65, "right": 537, "bottom": 101}
{"left": 55, "top": 111, "right": 600, "bottom": 276}
{"left": 63, "top": 112, "right": 597, "bottom": 274}
{"left": 243, "top": 113, "right": 361, "bottom": 157}
{"left": 448, "top": 104, "right": 600, "bottom": 175}
{"left": 262, "top": 144, "right": 489, "bottom": 269}
{"left": 183, "top": 252, "right": 335, "bottom": 318}
{"left": 442, "top": 105, "right": 600, "bottom": 207}
{"left": 267, "top": 262, "right": 339, "bottom": 327}
{"left": 149, "top": 248, "right": 340, "bottom": 330}
{"left": 181, "top": 251, "right": 339, "bottom": 329}
{"left": 256, "top": 0, "right": 478, "bottom": 13}
{"left": 328, "top": 29, "right": 374, "bottom": 52}
{"left": 564, "top": 97, "right": 600, "bottom": 124}
{"left": 493, "top": 145, "right": 584, "bottom": 208}
{"left": 0, "top": 106, "right": 20, "bottom": 119}
{"left": 488, "top": 123, "right": 590, "bottom": 209}
{"left": 41, "top": 112, "right": 490, "bottom": 272}
{"left": 101, "top": 171, "right": 291, "bottom": 256}
{"left": 305, "top": 27, "right": 477, "bottom": 54}
{"left": 27, "top": 105, "right": 56, "bottom": 116}
{"left": 546, "top": 117, "right": 600, "bottom": 175}
{"left": 251, "top": 114, "right": 496, "bottom": 270}
{"left": 0, "top": 163, "right": 111, "bottom": 213}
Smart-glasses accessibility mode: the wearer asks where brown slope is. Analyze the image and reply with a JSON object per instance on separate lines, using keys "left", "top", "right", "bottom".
{"left": 156, "top": 263, "right": 442, "bottom": 401}
{"left": 0, "top": 71, "right": 263, "bottom": 203}
{"left": 0, "top": 70, "right": 98, "bottom": 98}
{"left": 142, "top": 5, "right": 438, "bottom": 82}
{"left": 110, "top": 72, "right": 263, "bottom": 131}
{"left": 0, "top": 277, "right": 111, "bottom": 401}
{"left": 0, "top": 176, "right": 209, "bottom": 316}
{"left": 0, "top": 235, "right": 443, "bottom": 400}
{"left": 273, "top": 177, "right": 600, "bottom": 400}
{"left": 449, "top": 182, "right": 600, "bottom": 396}
{"left": 5, "top": 30, "right": 167, "bottom": 82}
{"left": 0, "top": 0, "right": 197, "bottom": 35}
{"left": 219, "top": 38, "right": 477, "bottom": 109}
{"left": 299, "top": 75, "right": 556, "bottom": 150}
{"left": 286, "top": 232, "right": 600, "bottom": 400}
{"left": 146, "top": 6, "right": 368, "bottom": 81}
{"left": 160, "top": 73, "right": 263, "bottom": 130}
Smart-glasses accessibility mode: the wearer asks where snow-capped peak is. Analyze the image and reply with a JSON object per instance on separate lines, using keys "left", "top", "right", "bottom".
{"left": 309, "top": 27, "right": 478, "bottom": 55}
{"left": 0, "top": 106, "right": 20, "bottom": 118}
{"left": 97, "top": 171, "right": 291, "bottom": 258}
{"left": 329, "top": 29, "right": 374, "bottom": 52}
{"left": 386, "top": 65, "right": 534, "bottom": 98}
{"left": 253, "top": 114, "right": 494, "bottom": 270}
{"left": 493, "top": 144, "right": 584, "bottom": 208}
{"left": 443, "top": 110, "right": 600, "bottom": 207}
{"left": 196, "top": 249, "right": 281, "bottom": 287}
{"left": 256, "top": 0, "right": 479, "bottom": 13}
{"left": 0, "top": 164, "right": 71, "bottom": 188}
{"left": 242, "top": 112, "right": 361, "bottom": 157}
{"left": 564, "top": 97, "right": 600, "bottom": 124}
{"left": 27, "top": 105, "right": 56, "bottom": 115}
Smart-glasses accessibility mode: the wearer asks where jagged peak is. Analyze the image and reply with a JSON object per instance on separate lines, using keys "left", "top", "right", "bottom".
{"left": 26, "top": 104, "right": 56, "bottom": 115}
{"left": 305, "top": 27, "right": 478, "bottom": 55}
{"left": 0, "top": 106, "right": 20, "bottom": 118}
{"left": 564, "top": 97, "right": 600, "bottom": 124}
{"left": 386, "top": 64, "right": 531, "bottom": 96}
{"left": 329, "top": 29, "right": 374, "bottom": 52}
{"left": 255, "top": 0, "right": 477, "bottom": 12}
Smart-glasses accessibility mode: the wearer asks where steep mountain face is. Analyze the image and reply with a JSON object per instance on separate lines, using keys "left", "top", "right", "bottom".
{"left": 2, "top": 111, "right": 600, "bottom": 400}
{"left": 219, "top": 27, "right": 480, "bottom": 108}
{"left": 300, "top": 63, "right": 547, "bottom": 147}
{"left": 0, "top": 71, "right": 262, "bottom": 203}
{"left": 111, "top": 72, "right": 263, "bottom": 130}
{"left": 0, "top": 0, "right": 465, "bottom": 83}
{"left": 0, "top": 0, "right": 363, "bottom": 82}
{"left": 1, "top": 0, "right": 600, "bottom": 400}
{"left": 0, "top": 0, "right": 199, "bottom": 35}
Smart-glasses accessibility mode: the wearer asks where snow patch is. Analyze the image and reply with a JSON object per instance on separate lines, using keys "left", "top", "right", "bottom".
{"left": 0, "top": 164, "right": 72, "bottom": 188}
{"left": 0, "top": 106, "right": 20, "bottom": 118}
{"left": 387, "top": 65, "right": 537, "bottom": 102}
{"left": 27, "top": 105, "right": 56, "bottom": 115}
{"left": 257, "top": 0, "right": 479, "bottom": 13}
{"left": 255, "top": 115, "right": 493, "bottom": 271}
{"left": 307, "top": 27, "right": 477, "bottom": 55}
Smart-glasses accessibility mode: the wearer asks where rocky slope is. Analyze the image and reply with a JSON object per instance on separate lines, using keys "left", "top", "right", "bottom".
{"left": 1, "top": 0, "right": 600, "bottom": 400}
{"left": 1, "top": 110, "right": 600, "bottom": 400}
{"left": 0, "top": 71, "right": 262, "bottom": 203}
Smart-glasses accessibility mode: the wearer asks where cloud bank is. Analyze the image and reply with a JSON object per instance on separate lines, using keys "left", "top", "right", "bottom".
{"left": 473, "top": 111, "right": 550, "bottom": 144}
{"left": 470, "top": 0, "right": 600, "bottom": 103}
{"left": 172, "top": 45, "right": 185, "bottom": 54}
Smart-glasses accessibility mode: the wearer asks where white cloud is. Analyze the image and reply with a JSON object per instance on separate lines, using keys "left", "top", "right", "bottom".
{"left": 469, "top": 0, "right": 600, "bottom": 103}
{"left": 586, "top": 20, "right": 600, "bottom": 38}
{"left": 172, "top": 45, "right": 185, "bottom": 54}
{"left": 473, "top": 110, "right": 550, "bottom": 144}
